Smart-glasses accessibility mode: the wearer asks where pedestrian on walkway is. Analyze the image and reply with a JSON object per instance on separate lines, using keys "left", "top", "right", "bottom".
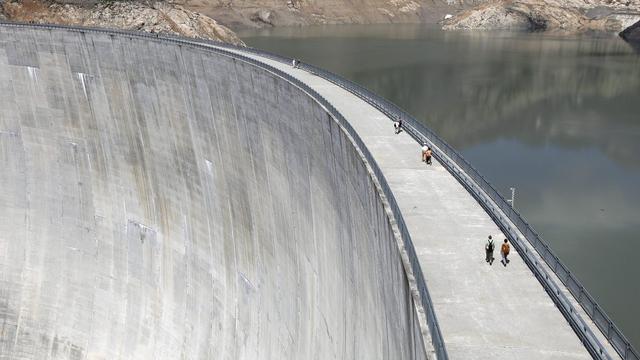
{"left": 292, "top": 58, "right": 300, "bottom": 68}
{"left": 425, "top": 147, "right": 433, "bottom": 165}
{"left": 394, "top": 118, "right": 403, "bottom": 134}
{"left": 501, "top": 239, "right": 510, "bottom": 266}
{"left": 421, "top": 143, "right": 429, "bottom": 163}
{"left": 485, "top": 235, "right": 495, "bottom": 265}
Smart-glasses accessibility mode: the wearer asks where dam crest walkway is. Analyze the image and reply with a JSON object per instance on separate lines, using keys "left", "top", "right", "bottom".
{"left": 207, "top": 43, "right": 623, "bottom": 359}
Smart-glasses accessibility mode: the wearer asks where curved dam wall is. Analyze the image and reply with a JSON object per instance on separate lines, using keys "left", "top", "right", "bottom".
{"left": 0, "top": 27, "right": 426, "bottom": 359}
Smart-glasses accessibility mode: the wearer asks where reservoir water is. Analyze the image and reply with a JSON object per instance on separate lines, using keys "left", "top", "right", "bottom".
{"left": 240, "top": 25, "right": 640, "bottom": 350}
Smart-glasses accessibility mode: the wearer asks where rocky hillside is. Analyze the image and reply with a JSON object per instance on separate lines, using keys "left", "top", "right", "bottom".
{"left": 0, "top": 0, "right": 245, "bottom": 45}
{"left": 2, "top": 0, "right": 638, "bottom": 48}
{"left": 443, "top": 0, "right": 640, "bottom": 33}
{"left": 175, "top": 0, "right": 488, "bottom": 29}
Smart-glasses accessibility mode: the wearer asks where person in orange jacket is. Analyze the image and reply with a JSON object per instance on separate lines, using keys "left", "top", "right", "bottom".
{"left": 501, "top": 239, "right": 510, "bottom": 266}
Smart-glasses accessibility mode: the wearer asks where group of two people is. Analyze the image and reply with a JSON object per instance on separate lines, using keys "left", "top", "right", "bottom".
{"left": 485, "top": 235, "right": 510, "bottom": 266}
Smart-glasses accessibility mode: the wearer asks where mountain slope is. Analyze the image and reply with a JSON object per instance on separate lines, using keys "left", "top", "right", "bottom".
{"left": 1, "top": 0, "right": 245, "bottom": 45}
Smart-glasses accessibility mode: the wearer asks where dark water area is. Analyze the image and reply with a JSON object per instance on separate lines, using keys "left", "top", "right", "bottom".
{"left": 240, "top": 25, "right": 640, "bottom": 350}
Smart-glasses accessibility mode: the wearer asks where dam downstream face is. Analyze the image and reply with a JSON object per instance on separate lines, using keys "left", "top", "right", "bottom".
{"left": 0, "top": 27, "right": 426, "bottom": 359}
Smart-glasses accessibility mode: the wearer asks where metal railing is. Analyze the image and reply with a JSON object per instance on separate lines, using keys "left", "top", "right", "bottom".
{"left": 221, "top": 47, "right": 640, "bottom": 360}
{"left": 289, "top": 61, "right": 640, "bottom": 360}
{"left": 172, "top": 37, "right": 639, "bottom": 359}
{"left": 0, "top": 22, "right": 448, "bottom": 359}
{"left": 202, "top": 39, "right": 640, "bottom": 358}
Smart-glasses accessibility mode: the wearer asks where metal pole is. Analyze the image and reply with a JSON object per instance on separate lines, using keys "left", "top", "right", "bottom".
{"left": 506, "top": 187, "right": 515, "bottom": 207}
{"left": 510, "top": 187, "right": 515, "bottom": 208}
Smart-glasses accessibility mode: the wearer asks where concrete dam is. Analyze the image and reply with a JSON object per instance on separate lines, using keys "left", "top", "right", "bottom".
{"left": 0, "top": 25, "right": 427, "bottom": 359}
{"left": 0, "top": 24, "right": 637, "bottom": 360}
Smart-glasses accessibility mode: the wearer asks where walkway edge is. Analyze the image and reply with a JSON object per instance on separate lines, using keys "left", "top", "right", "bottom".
{"left": 280, "top": 51, "right": 634, "bottom": 360}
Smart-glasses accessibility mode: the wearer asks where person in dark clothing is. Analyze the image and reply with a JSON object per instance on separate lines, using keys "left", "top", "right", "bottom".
{"left": 394, "top": 118, "right": 403, "bottom": 134}
{"left": 485, "top": 235, "right": 495, "bottom": 265}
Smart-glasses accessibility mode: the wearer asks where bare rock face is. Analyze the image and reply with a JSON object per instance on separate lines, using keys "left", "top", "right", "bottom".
{"left": 443, "top": 1, "right": 531, "bottom": 30}
{"left": 621, "top": 20, "right": 640, "bottom": 51}
{"left": 0, "top": 0, "right": 245, "bottom": 46}
{"left": 443, "top": 0, "right": 640, "bottom": 33}
{"left": 251, "top": 9, "right": 274, "bottom": 25}
{"left": 162, "top": 0, "right": 504, "bottom": 29}
{"left": 177, "top": 0, "right": 451, "bottom": 29}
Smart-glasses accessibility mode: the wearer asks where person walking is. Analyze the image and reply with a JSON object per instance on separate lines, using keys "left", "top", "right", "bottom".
{"left": 394, "top": 118, "right": 403, "bottom": 134}
{"left": 421, "top": 143, "right": 429, "bottom": 163}
{"left": 485, "top": 235, "right": 495, "bottom": 265}
{"left": 425, "top": 147, "right": 433, "bottom": 165}
{"left": 501, "top": 239, "right": 510, "bottom": 266}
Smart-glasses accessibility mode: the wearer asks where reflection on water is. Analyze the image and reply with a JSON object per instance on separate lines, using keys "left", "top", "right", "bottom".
{"left": 241, "top": 25, "right": 640, "bottom": 350}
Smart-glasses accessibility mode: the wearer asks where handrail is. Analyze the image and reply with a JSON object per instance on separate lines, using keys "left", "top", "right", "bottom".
{"left": 0, "top": 22, "right": 448, "bottom": 359}
{"left": 212, "top": 42, "right": 640, "bottom": 360}
{"left": 289, "top": 62, "right": 640, "bottom": 360}
{"left": 165, "top": 34, "right": 639, "bottom": 359}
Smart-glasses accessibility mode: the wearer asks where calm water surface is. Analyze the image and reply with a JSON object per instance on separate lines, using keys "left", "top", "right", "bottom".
{"left": 240, "top": 25, "right": 640, "bottom": 349}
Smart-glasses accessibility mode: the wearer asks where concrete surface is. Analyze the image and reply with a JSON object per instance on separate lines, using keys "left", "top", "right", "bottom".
{"left": 216, "top": 46, "right": 599, "bottom": 359}
{"left": 0, "top": 26, "right": 427, "bottom": 359}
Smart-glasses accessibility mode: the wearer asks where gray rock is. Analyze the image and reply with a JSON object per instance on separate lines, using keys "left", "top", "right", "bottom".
{"left": 585, "top": 6, "right": 614, "bottom": 20}
{"left": 443, "top": 2, "right": 531, "bottom": 31}
{"left": 251, "top": 9, "right": 274, "bottom": 25}
{"left": 443, "top": 0, "right": 640, "bottom": 33}
{"left": 49, "top": 0, "right": 101, "bottom": 5}
{"left": 620, "top": 20, "right": 640, "bottom": 52}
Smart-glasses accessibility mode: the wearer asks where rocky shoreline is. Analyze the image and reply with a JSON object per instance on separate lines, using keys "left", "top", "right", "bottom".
{"left": 0, "top": 0, "right": 639, "bottom": 50}
{"left": 442, "top": 0, "right": 640, "bottom": 34}
{"left": 439, "top": 0, "right": 640, "bottom": 51}
{"left": 175, "top": 0, "right": 465, "bottom": 29}
{"left": 0, "top": 0, "right": 244, "bottom": 45}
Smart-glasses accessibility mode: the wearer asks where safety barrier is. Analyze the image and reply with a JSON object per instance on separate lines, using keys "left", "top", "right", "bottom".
{"left": 222, "top": 45, "right": 639, "bottom": 360}
{"left": 286, "top": 59, "right": 639, "bottom": 360}
{"left": 148, "top": 29, "right": 640, "bottom": 358}
{"left": 200, "top": 38, "right": 639, "bottom": 358}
